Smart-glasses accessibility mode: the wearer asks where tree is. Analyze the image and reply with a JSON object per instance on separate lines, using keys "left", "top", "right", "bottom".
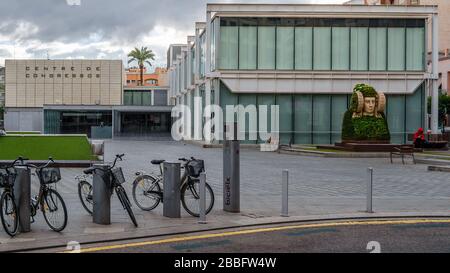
{"left": 127, "top": 47, "right": 155, "bottom": 86}
{"left": 427, "top": 93, "right": 450, "bottom": 127}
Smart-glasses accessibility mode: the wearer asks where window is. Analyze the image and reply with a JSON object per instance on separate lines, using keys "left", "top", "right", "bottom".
{"left": 294, "top": 94, "right": 312, "bottom": 144}
{"left": 210, "top": 19, "right": 217, "bottom": 72}
{"left": 313, "top": 27, "right": 331, "bottom": 70}
{"left": 369, "top": 28, "right": 387, "bottom": 71}
{"left": 239, "top": 26, "right": 257, "bottom": 69}
{"left": 258, "top": 26, "right": 276, "bottom": 69}
{"left": 406, "top": 27, "right": 425, "bottom": 71}
{"left": 313, "top": 95, "right": 331, "bottom": 144}
{"left": 142, "top": 92, "right": 152, "bottom": 106}
{"left": 257, "top": 94, "right": 276, "bottom": 143}
{"left": 332, "top": 27, "right": 350, "bottom": 70}
{"left": 277, "top": 95, "right": 293, "bottom": 144}
{"left": 351, "top": 27, "right": 368, "bottom": 71}
{"left": 219, "top": 27, "right": 238, "bottom": 69}
{"left": 276, "top": 27, "right": 294, "bottom": 70}
{"left": 405, "top": 85, "right": 423, "bottom": 134}
{"left": 200, "top": 33, "right": 207, "bottom": 76}
{"left": 331, "top": 95, "right": 348, "bottom": 143}
{"left": 388, "top": 28, "right": 406, "bottom": 71}
{"left": 295, "top": 27, "right": 313, "bottom": 70}
{"left": 387, "top": 95, "right": 405, "bottom": 144}
{"left": 191, "top": 48, "right": 195, "bottom": 84}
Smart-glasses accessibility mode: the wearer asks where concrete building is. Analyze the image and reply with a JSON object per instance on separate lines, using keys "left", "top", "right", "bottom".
{"left": 168, "top": 3, "right": 440, "bottom": 145}
{"left": 126, "top": 67, "right": 168, "bottom": 87}
{"left": 4, "top": 59, "right": 172, "bottom": 138}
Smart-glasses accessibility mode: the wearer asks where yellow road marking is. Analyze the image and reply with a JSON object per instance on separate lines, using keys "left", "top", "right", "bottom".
{"left": 66, "top": 219, "right": 450, "bottom": 253}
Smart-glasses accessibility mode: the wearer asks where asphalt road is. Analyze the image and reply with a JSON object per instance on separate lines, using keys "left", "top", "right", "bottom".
{"left": 63, "top": 218, "right": 450, "bottom": 253}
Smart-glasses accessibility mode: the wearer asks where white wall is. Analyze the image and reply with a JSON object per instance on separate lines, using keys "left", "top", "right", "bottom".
{"left": 4, "top": 108, "right": 43, "bottom": 132}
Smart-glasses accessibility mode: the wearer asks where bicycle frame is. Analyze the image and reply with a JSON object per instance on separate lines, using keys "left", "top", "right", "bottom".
{"left": 31, "top": 184, "right": 55, "bottom": 215}
{"left": 140, "top": 161, "right": 198, "bottom": 201}
{"left": 23, "top": 159, "right": 60, "bottom": 217}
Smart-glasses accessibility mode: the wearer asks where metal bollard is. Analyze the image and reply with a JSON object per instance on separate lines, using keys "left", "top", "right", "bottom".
{"left": 93, "top": 164, "right": 111, "bottom": 225}
{"left": 163, "top": 162, "right": 181, "bottom": 218}
{"left": 14, "top": 167, "right": 31, "bottom": 233}
{"left": 367, "top": 167, "right": 374, "bottom": 213}
{"left": 198, "top": 172, "right": 207, "bottom": 224}
{"left": 281, "top": 170, "right": 289, "bottom": 217}
{"left": 223, "top": 122, "right": 240, "bottom": 213}
{"left": 223, "top": 139, "right": 240, "bottom": 213}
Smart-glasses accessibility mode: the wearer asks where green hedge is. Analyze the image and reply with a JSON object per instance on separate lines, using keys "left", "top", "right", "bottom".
{"left": 0, "top": 135, "right": 95, "bottom": 160}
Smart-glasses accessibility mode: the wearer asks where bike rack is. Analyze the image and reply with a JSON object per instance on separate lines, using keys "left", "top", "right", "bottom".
{"left": 92, "top": 164, "right": 112, "bottom": 225}
{"left": 163, "top": 162, "right": 181, "bottom": 218}
{"left": 14, "top": 166, "right": 31, "bottom": 233}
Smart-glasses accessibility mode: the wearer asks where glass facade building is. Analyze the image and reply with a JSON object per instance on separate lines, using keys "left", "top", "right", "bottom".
{"left": 168, "top": 4, "right": 438, "bottom": 145}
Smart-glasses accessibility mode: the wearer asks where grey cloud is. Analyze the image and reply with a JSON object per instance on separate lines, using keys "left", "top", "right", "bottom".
{"left": 0, "top": 0, "right": 205, "bottom": 43}
{"left": 0, "top": 0, "right": 343, "bottom": 67}
{"left": 0, "top": 0, "right": 340, "bottom": 43}
{"left": 0, "top": 48, "right": 11, "bottom": 58}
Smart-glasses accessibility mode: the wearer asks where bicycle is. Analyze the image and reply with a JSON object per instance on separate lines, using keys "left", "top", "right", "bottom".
{"left": 0, "top": 158, "right": 23, "bottom": 237}
{"left": 27, "top": 157, "right": 68, "bottom": 232}
{"left": 76, "top": 173, "right": 93, "bottom": 215}
{"left": 82, "top": 154, "right": 138, "bottom": 227}
{"left": 132, "top": 157, "right": 214, "bottom": 217}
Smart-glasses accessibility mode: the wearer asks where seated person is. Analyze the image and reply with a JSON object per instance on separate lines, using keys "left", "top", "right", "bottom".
{"left": 413, "top": 128, "right": 428, "bottom": 148}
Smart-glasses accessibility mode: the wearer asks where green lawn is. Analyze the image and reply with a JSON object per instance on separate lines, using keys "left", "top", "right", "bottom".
{"left": 0, "top": 135, "right": 94, "bottom": 160}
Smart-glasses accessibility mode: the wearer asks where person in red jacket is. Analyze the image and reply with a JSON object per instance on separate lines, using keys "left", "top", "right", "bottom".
{"left": 413, "top": 128, "right": 428, "bottom": 148}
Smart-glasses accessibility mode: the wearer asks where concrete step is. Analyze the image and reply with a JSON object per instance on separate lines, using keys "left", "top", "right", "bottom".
{"left": 428, "top": 165, "right": 450, "bottom": 172}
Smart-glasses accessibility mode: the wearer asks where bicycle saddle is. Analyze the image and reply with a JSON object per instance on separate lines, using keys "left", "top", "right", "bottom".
{"left": 83, "top": 167, "right": 95, "bottom": 175}
{"left": 151, "top": 160, "right": 165, "bottom": 165}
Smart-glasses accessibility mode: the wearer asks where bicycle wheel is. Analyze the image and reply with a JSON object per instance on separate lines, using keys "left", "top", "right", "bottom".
{"left": 0, "top": 191, "right": 19, "bottom": 237}
{"left": 42, "top": 188, "right": 68, "bottom": 232}
{"left": 132, "top": 175, "right": 161, "bottom": 211}
{"left": 78, "top": 180, "right": 93, "bottom": 215}
{"left": 116, "top": 186, "right": 138, "bottom": 227}
{"left": 181, "top": 180, "right": 215, "bottom": 217}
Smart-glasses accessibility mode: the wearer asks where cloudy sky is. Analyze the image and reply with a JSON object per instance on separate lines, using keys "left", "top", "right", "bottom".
{"left": 0, "top": 0, "right": 345, "bottom": 70}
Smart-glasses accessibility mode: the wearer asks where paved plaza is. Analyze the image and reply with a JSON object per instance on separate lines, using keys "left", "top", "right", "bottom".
{"left": 1, "top": 140, "right": 450, "bottom": 251}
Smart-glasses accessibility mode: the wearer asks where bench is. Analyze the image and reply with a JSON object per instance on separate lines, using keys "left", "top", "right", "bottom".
{"left": 390, "top": 145, "right": 416, "bottom": 165}
{"left": 406, "top": 134, "right": 449, "bottom": 150}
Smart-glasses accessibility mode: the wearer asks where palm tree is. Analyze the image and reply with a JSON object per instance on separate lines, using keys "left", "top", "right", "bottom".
{"left": 127, "top": 47, "right": 155, "bottom": 86}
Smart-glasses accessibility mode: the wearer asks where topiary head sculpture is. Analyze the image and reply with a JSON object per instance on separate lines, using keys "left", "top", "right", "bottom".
{"left": 350, "top": 83, "right": 386, "bottom": 118}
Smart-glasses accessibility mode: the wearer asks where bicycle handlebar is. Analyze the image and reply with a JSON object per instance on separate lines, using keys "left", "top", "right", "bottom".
{"left": 24, "top": 157, "right": 55, "bottom": 170}
{"left": 83, "top": 154, "right": 125, "bottom": 174}
{"left": 1, "top": 156, "right": 31, "bottom": 170}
